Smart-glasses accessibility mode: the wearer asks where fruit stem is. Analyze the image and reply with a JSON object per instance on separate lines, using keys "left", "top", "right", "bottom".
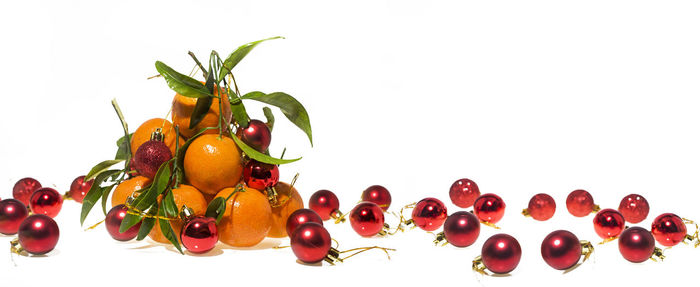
{"left": 187, "top": 51, "right": 207, "bottom": 79}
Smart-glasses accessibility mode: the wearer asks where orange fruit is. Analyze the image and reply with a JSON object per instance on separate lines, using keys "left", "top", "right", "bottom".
{"left": 171, "top": 86, "right": 232, "bottom": 138}
{"left": 215, "top": 185, "right": 272, "bottom": 247}
{"left": 131, "top": 118, "right": 184, "bottom": 157}
{"left": 111, "top": 176, "right": 151, "bottom": 207}
{"left": 268, "top": 182, "right": 304, "bottom": 238}
{"left": 184, "top": 134, "right": 242, "bottom": 195}
{"left": 148, "top": 185, "right": 207, "bottom": 244}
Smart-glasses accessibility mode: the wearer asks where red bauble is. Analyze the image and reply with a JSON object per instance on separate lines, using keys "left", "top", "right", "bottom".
{"left": 541, "top": 230, "right": 581, "bottom": 270}
{"left": 290, "top": 222, "right": 332, "bottom": 264}
{"left": 286, "top": 208, "right": 324, "bottom": 236}
{"left": 449, "top": 178, "right": 480, "bottom": 208}
{"left": 473, "top": 193, "right": 506, "bottom": 224}
{"left": 361, "top": 185, "right": 392, "bottom": 211}
{"left": 133, "top": 140, "right": 172, "bottom": 179}
{"left": 481, "top": 233, "right": 522, "bottom": 274}
{"left": 651, "top": 213, "right": 687, "bottom": 247}
{"left": 0, "top": 199, "right": 29, "bottom": 235}
{"left": 236, "top": 119, "right": 272, "bottom": 152}
{"left": 618, "top": 226, "right": 655, "bottom": 263}
{"left": 181, "top": 216, "right": 218, "bottom": 254}
{"left": 411, "top": 197, "right": 448, "bottom": 231}
{"left": 309, "top": 190, "right": 341, "bottom": 221}
{"left": 105, "top": 204, "right": 141, "bottom": 241}
{"left": 29, "top": 188, "right": 63, "bottom": 218}
{"left": 18, "top": 214, "right": 60, "bottom": 255}
{"left": 618, "top": 194, "right": 649, "bottom": 224}
{"left": 69, "top": 175, "right": 94, "bottom": 203}
{"left": 243, "top": 160, "right": 280, "bottom": 191}
{"left": 566, "top": 189, "right": 596, "bottom": 217}
{"left": 592, "top": 209, "right": 625, "bottom": 239}
{"left": 12, "top": 177, "right": 42, "bottom": 206}
{"left": 349, "top": 202, "right": 385, "bottom": 237}
{"left": 526, "top": 193, "right": 556, "bottom": 221}
{"left": 443, "top": 211, "right": 480, "bottom": 247}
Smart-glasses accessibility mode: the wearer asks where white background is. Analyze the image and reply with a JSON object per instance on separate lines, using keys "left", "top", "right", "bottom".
{"left": 1, "top": 0, "right": 699, "bottom": 286}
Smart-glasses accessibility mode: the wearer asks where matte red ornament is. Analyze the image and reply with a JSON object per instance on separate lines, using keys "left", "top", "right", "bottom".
{"left": 12, "top": 177, "right": 42, "bottom": 206}
{"left": 105, "top": 204, "right": 140, "bottom": 241}
{"left": 524, "top": 193, "right": 556, "bottom": 221}
{"left": 17, "top": 214, "right": 60, "bottom": 255}
{"left": 349, "top": 202, "right": 387, "bottom": 237}
{"left": 290, "top": 222, "right": 333, "bottom": 264}
{"left": 592, "top": 208, "right": 625, "bottom": 239}
{"left": 475, "top": 233, "right": 522, "bottom": 274}
{"left": 566, "top": 189, "right": 599, "bottom": 217}
{"left": 651, "top": 213, "right": 688, "bottom": 247}
{"left": 449, "top": 178, "right": 480, "bottom": 208}
{"left": 618, "top": 194, "right": 649, "bottom": 224}
{"left": 29, "top": 188, "right": 63, "bottom": 218}
{"left": 411, "top": 197, "right": 448, "bottom": 231}
{"left": 286, "top": 208, "right": 324, "bottom": 237}
{"left": 0, "top": 199, "right": 29, "bottom": 235}
{"left": 618, "top": 226, "right": 656, "bottom": 263}
{"left": 181, "top": 216, "right": 218, "bottom": 254}
{"left": 236, "top": 119, "right": 272, "bottom": 152}
{"left": 243, "top": 160, "right": 280, "bottom": 191}
{"left": 473, "top": 193, "right": 505, "bottom": 224}
{"left": 133, "top": 139, "right": 172, "bottom": 179}
{"left": 437, "top": 211, "right": 480, "bottom": 247}
{"left": 69, "top": 175, "right": 94, "bottom": 203}
{"left": 361, "top": 185, "right": 392, "bottom": 211}
{"left": 309, "top": 189, "right": 344, "bottom": 222}
{"left": 541, "top": 230, "right": 591, "bottom": 270}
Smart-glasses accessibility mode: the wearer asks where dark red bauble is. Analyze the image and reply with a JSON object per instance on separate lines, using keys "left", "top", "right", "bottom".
{"left": 243, "top": 160, "right": 280, "bottom": 191}
{"left": 593, "top": 208, "right": 625, "bottom": 239}
{"left": 449, "top": 178, "right": 480, "bottom": 208}
{"left": 473, "top": 193, "right": 506, "bottom": 224}
{"left": 541, "top": 230, "right": 582, "bottom": 270}
{"left": 0, "top": 199, "right": 29, "bottom": 235}
{"left": 18, "top": 214, "right": 60, "bottom": 255}
{"left": 286, "top": 208, "right": 324, "bottom": 236}
{"left": 69, "top": 175, "right": 94, "bottom": 203}
{"left": 651, "top": 213, "right": 687, "bottom": 247}
{"left": 361, "top": 185, "right": 392, "bottom": 211}
{"left": 481, "top": 233, "right": 522, "bottom": 274}
{"left": 290, "top": 222, "right": 332, "bottom": 264}
{"left": 133, "top": 140, "right": 172, "bottom": 179}
{"left": 527, "top": 193, "right": 556, "bottom": 221}
{"left": 411, "top": 197, "right": 448, "bottom": 231}
{"left": 12, "top": 177, "right": 42, "bottom": 206}
{"left": 443, "top": 211, "right": 480, "bottom": 247}
{"left": 105, "top": 204, "right": 141, "bottom": 241}
{"left": 181, "top": 216, "right": 218, "bottom": 254}
{"left": 349, "top": 202, "right": 385, "bottom": 237}
{"left": 566, "top": 189, "right": 596, "bottom": 217}
{"left": 309, "top": 190, "right": 341, "bottom": 221}
{"left": 236, "top": 119, "right": 272, "bottom": 152}
{"left": 618, "top": 194, "right": 649, "bottom": 224}
{"left": 618, "top": 226, "right": 655, "bottom": 263}
{"left": 29, "top": 188, "right": 63, "bottom": 218}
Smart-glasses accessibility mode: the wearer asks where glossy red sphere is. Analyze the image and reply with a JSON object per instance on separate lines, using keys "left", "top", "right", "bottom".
{"left": 29, "top": 188, "right": 63, "bottom": 218}
{"left": 69, "top": 175, "right": 94, "bottom": 203}
{"left": 243, "top": 160, "right": 280, "bottom": 191}
{"left": 236, "top": 119, "right": 272, "bottom": 152}
{"left": 411, "top": 197, "right": 448, "bottom": 231}
{"left": 18, "top": 214, "right": 60, "bottom": 255}
{"left": 592, "top": 209, "right": 625, "bottom": 239}
{"left": 541, "top": 230, "right": 581, "bottom": 270}
{"left": 618, "top": 226, "right": 655, "bottom": 263}
{"left": 481, "top": 233, "right": 522, "bottom": 274}
{"left": 133, "top": 140, "right": 173, "bottom": 179}
{"left": 0, "top": 199, "right": 29, "bottom": 235}
{"left": 105, "top": 204, "right": 141, "bottom": 241}
{"left": 651, "top": 213, "right": 687, "bottom": 247}
{"left": 290, "top": 222, "right": 332, "bottom": 264}
{"left": 12, "top": 177, "right": 42, "bottom": 206}
{"left": 443, "top": 211, "right": 480, "bottom": 247}
{"left": 618, "top": 194, "right": 649, "bottom": 224}
{"left": 309, "top": 190, "right": 341, "bottom": 221}
{"left": 286, "top": 208, "right": 324, "bottom": 236}
{"left": 181, "top": 216, "right": 218, "bottom": 254}
{"left": 473, "top": 193, "right": 506, "bottom": 224}
{"left": 349, "top": 202, "right": 385, "bottom": 237}
{"left": 527, "top": 193, "right": 556, "bottom": 221}
{"left": 449, "top": 178, "right": 480, "bottom": 208}
{"left": 361, "top": 185, "right": 392, "bottom": 211}
{"left": 566, "top": 189, "right": 596, "bottom": 217}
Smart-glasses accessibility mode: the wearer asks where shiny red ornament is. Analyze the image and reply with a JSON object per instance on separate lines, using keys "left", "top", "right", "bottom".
{"left": 349, "top": 202, "right": 386, "bottom": 237}
{"left": 12, "top": 177, "right": 42, "bottom": 206}
{"left": 69, "top": 175, "right": 94, "bottom": 203}
{"left": 0, "top": 199, "right": 29, "bottom": 235}
{"left": 290, "top": 222, "right": 332, "bottom": 264}
{"left": 618, "top": 226, "right": 656, "bottom": 263}
{"left": 618, "top": 194, "right": 649, "bottom": 224}
{"left": 525, "top": 193, "right": 556, "bottom": 221}
{"left": 133, "top": 139, "right": 172, "bottom": 179}
{"left": 181, "top": 216, "right": 218, "bottom": 254}
{"left": 236, "top": 119, "right": 272, "bottom": 152}
{"left": 243, "top": 160, "right": 280, "bottom": 191}
{"left": 442, "top": 211, "right": 480, "bottom": 247}
{"left": 566, "top": 189, "right": 597, "bottom": 217}
{"left": 29, "top": 188, "right": 63, "bottom": 218}
{"left": 286, "top": 208, "right": 324, "bottom": 236}
{"left": 541, "top": 230, "right": 582, "bottom": 270}
{"left": 309, "top": 190, "right": 342, "bottom": 221}
{"left": 449, "top": 178, "right": 480, "bottom": 208}
{"left": 105, "top": 204, "right": 140, "bottom": 241}
{"left": 473, "top": 193, "right": 505, "bottom": 224}
{"left": 592, "top": 208, "right": 625, "bottom": 239}
{"left": 361, "top": 185, "right": 392, "bottom": 211}
{"left": 480, "top": 233, "right": 522, "bottom": 274}
{"left": 411, "top": 197, "right": 448, "bottom": 231}
{"left": 18, "top": 214, "right": 60, "bottom": 255}
{"left": 651, "top": 213, "right": 687, "bottom": 247}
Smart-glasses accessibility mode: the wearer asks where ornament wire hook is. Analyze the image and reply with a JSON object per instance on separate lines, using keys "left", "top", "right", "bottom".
{"left": 580, "top": 240, "right": 594, "bottom": 263}
{"left": 650, "top": 247, "right": 666, "bottom": 262}
{"left": 472, "top": 255, "right": 488, "bottom": 275}
{"left": 388, "top": 202, "right": 417, "bottom": 235}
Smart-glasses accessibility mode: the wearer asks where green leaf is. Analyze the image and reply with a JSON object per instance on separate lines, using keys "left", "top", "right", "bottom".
{"left": 100, "top": 184, "right": 115, "bottom": 216}
{"left": 155, "top": 61, "right": 211, "bottom": 98}
{"left": 218, "top": 36, "right": 284, "bottom": 80}
{"left": 136, "top": 216, "right": 156, "bottom": 241}
{"left": 231, "top": 132, "right": 301, "bottom": 164}
{"left": 262, "top": 106, "right": 275, "bottom": 131}
{"left": 189, "top": 96, "right": 213, "bottom": 129}
{"left": 241, "top": 91, "right": 312, "bottom": 146}
{"left": 229, "top": 91, "right": 250, "bottom": 128}
{"left": 112, "top": 99, "right": 132, "bottom": 160}
{"left": 115, "top": 133, "right": 134, "bottom": 160}
{"left": 119, "top": 207, "right": 145, "bottom": 233}
{"left": 132, "top": 161, "right": 172, "bottom": 212}
{"left": 205, "top": 197, "right": 227, "bottom": 224}
{"left": 80, "top": 169, "right": 121, "bottom": 225}
{"left": 160, "top": 191, "right": 183, "bottom": 254}
{"left": 85, "top": 159, "right": 125, "bottom": 181}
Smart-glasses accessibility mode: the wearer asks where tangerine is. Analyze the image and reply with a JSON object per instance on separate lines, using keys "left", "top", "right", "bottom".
{"left": 148, "top": 184, "right": 207, "bottom": 244}
{"left": 215, "top": 185, "right": 272, "bottom": 247}
{"left": 111, "top": 176, "right": 151, "bottom": 207}
{"left": 267, "top": 182, "right": 304, "bottom": 238}
{"left": 131, "top": 118, "right": 183, "bottom": 157}
{"left": 184, "top": 134, "right": 242, "bottom": 195}
{"left": 171, "top": 86, "right": 232, "bottom": 138}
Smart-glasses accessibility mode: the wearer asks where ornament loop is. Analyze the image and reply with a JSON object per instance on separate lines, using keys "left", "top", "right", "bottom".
{"left": 580, "top": 240, "right": 594, "bottom": 263}
{"left": 324, "top": 247, "right": 342, "bottom": 265}
{"left": 591, "top": 204, "right": 601, "bottom": 213}
{"left": 388, "top": 203, "right": 417, "bottom": 234}
{"left": 150, "top": 128, "right": 165, "bottom": 141}
{"left": 331, "top": 209, "right": 346, "bottom": 224}
{"left": 179, "top": 205, "right": 194, "bottom": 220}
{"left": 377, "top": 223, "right": 392, "bottom": 237}
{"left": 472, "top": 255, "right": 488, "bottom": 275}
{"left": 10, "top": 238, "right": 25, "bottom": 256}
{"left": 521, "top": 208, "right": 530, "bottom": 217}
{"left": 650, "top": 247, "right": 666, "bottom": 262}
{"left": 433, "top": 231, "right": 448, "bottom": 246}
{"left": 266, "top": 186, "right": 280, "bottom": 206}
